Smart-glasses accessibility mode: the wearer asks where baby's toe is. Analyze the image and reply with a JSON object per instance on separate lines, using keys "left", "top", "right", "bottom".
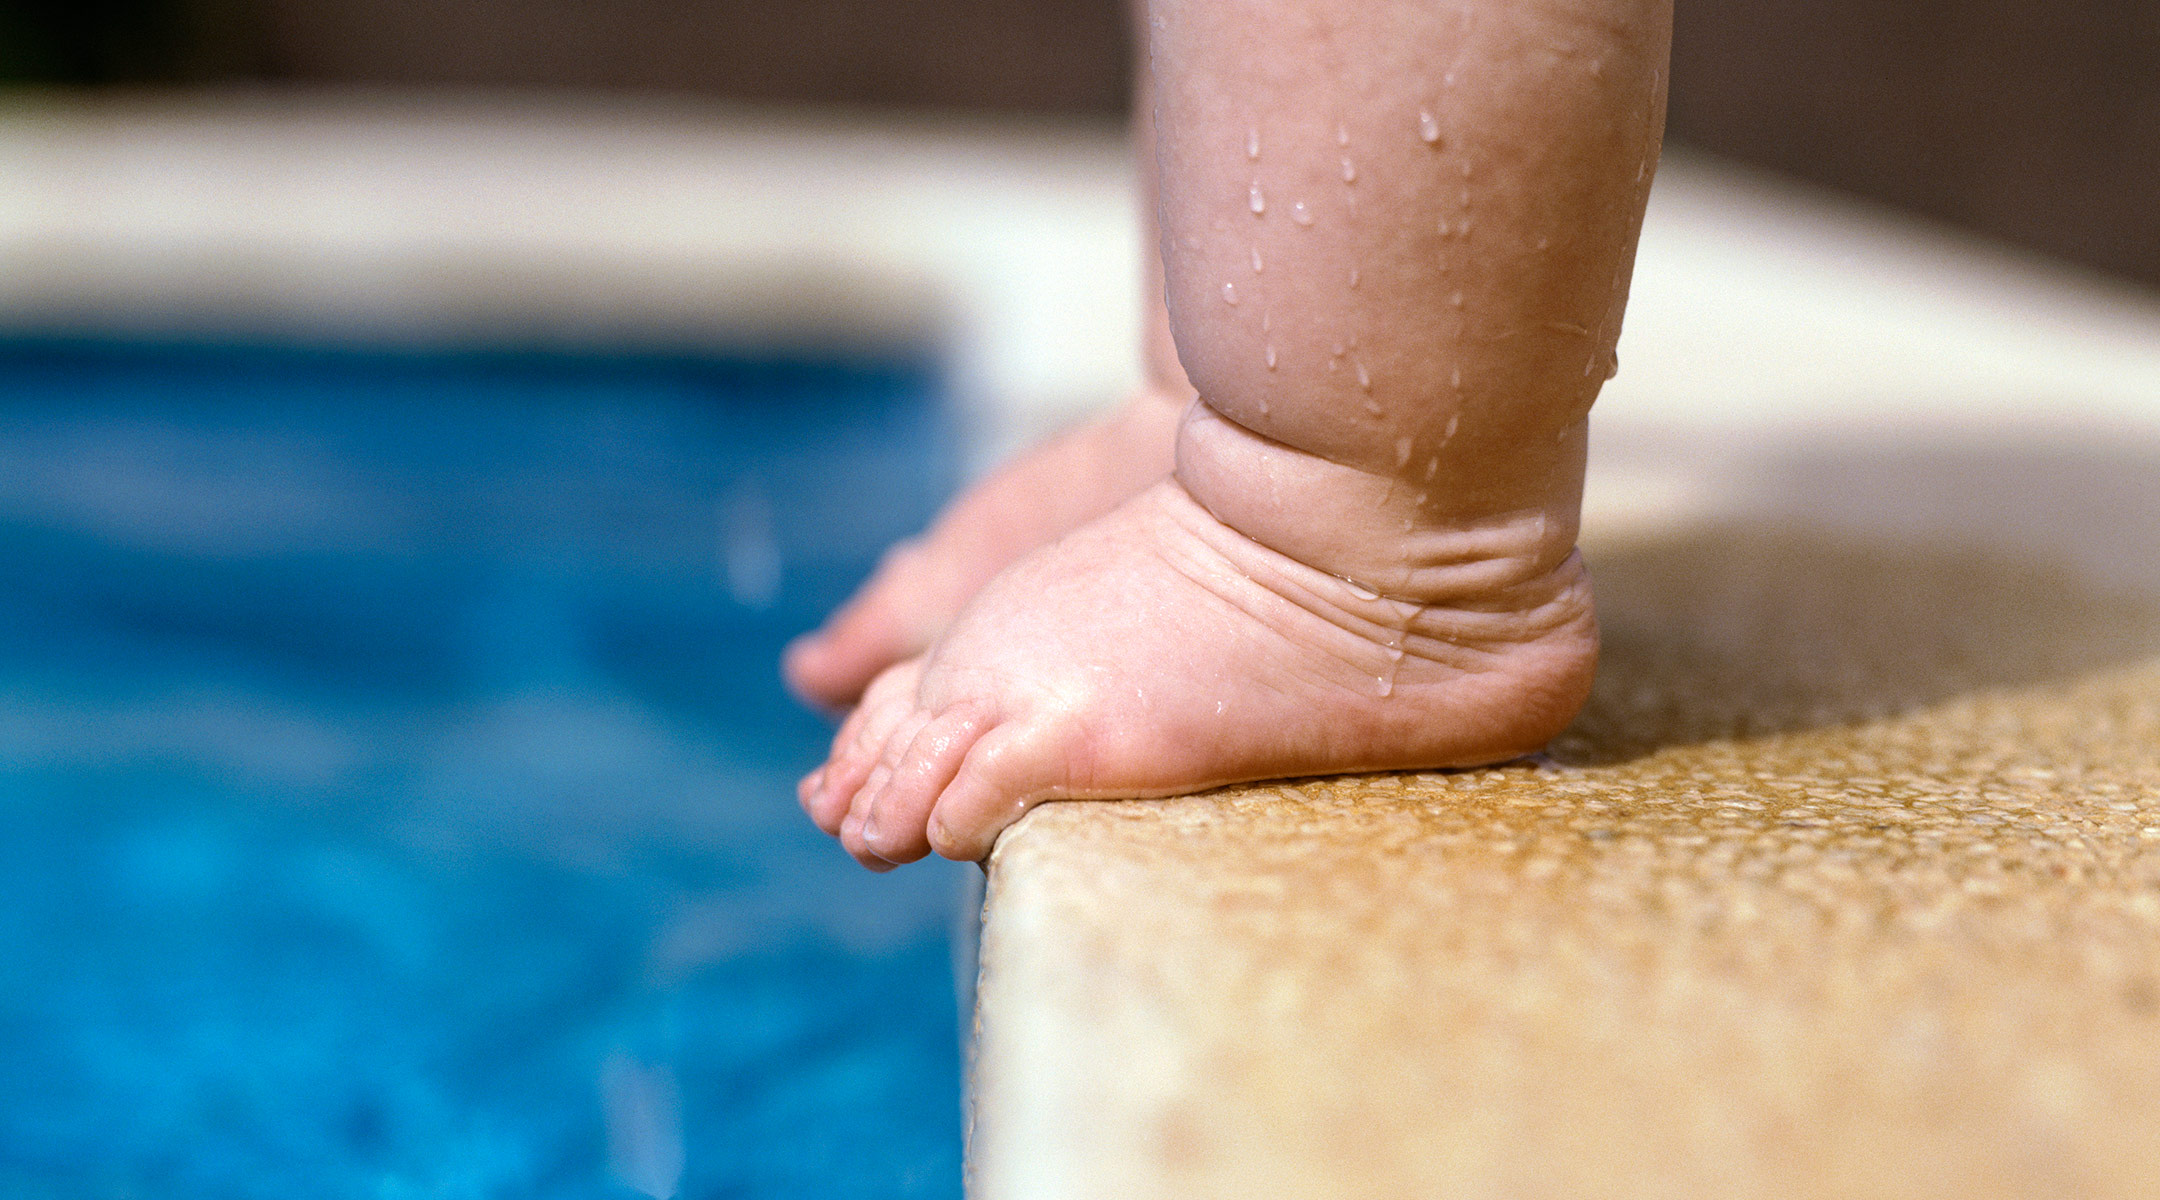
{"left": 861, "top": 704, "right": 992, "bottom": 865}
{"left": 796, "top": 764, "right": 829, "bottom": 827}
{"left": 813, "top": 660, "right": 922, "bottom": 832}
{"left": 840, "top": 761, "right": 902, "bottom": 870}
{"left": 782, "top": 541, "right": 925, "bottom": 710}
{"left": 840, "top": 707, "right": 933, "bottom": 854}
{"left": 926, "top": 719, "right": 1066, "bottom": 863}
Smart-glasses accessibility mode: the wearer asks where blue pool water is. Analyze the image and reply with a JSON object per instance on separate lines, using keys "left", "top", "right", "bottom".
{"left": 0, "top": 336, "right": 971, "bottom": 1198}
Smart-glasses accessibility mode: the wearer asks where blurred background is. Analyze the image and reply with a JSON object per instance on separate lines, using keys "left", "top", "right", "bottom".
{"left": 3, "top": 0, "right": 2156, "bottom": 290}
{"left": 1, "top": 3, "right": 2155, "bottom": 1199}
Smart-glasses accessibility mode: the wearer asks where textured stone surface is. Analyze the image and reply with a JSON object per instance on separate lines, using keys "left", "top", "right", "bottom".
{"left": 970, "top": 437, "right": 2160, "bottom": 1200}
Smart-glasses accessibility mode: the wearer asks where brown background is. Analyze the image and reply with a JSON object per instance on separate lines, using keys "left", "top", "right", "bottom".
{"left": 1668, "top": 0, "right": 2160, "bottom": 293}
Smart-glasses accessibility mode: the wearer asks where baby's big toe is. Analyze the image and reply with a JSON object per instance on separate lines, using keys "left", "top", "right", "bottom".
{"left": 924, "top": 719, "right": 1066, "bottom": 863}
{"left": 783, "top": 611, "right": 898, "bottom": 714}
{"left": 859, "top": 704, "right": 993, "bottom": 865}
{"left": 782, "top": 542, "right": 935, "bottom": 711}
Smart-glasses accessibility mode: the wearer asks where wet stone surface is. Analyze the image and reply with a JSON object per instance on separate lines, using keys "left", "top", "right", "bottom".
{"left": 972, "top": 513, "right": 2160, "bottom": 1200}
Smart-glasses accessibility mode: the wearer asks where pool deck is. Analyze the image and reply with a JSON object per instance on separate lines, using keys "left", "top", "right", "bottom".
{"left": 971, "top": 486, "right": 2160, "bottom": 1199}
{"left": 8, "top": 91, "right": 2160, "bottom": 1198}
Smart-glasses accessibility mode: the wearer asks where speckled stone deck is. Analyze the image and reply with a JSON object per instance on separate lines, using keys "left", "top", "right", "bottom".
{"left": 968, "top": 435, "right": 2160, "bottom": 1200}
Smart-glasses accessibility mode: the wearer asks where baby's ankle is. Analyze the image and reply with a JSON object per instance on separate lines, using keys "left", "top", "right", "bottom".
{"left": 1173, "top": 402, "right": 1584, "bottom": 606}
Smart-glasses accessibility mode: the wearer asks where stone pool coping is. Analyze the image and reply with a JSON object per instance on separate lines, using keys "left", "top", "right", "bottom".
{"left": 8, "top": 90, "right": 2160, "bottom": 1198}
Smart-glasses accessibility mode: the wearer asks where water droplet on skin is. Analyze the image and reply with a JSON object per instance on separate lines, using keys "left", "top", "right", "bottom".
{"left": 1458, "top": 220, "right": 1474, "bottom": 238}
{"left": 1291, "top": 200, "right": 1314, "bottom": 226}
{"left": 1265, "top": 344, "right": 1278, "bottom": 369}
{"left": 1341, "top": 157, "right": 1357, "bottom": 184}
{"left": 1394, "top": 435, "right": 1414, "bottom": 467}
{"left": 1589, "top": 57, "right": 1604, "bottom": 78}
{"left": 1449, "top": 291, "right": 1465, "bottom": 308}
{"left": 1444, "top": 413, "right": 1460, "bottom": 440}
{"left": 1327, "top": 359, "right": 1339, "bottom": 373}
{"left": 1336, "top": 124, "right": 1350, "bottom": 146}
{"left": 1423, "top": 457, "right": 1440, "bottom": 481}
{"left": 1348, "top": 266, "right": 1361, "bottom": 288}
{"left": 1444, "top": 69, "right": 1458, "bottom": 87}
{"left": 1222, "top": 282, "right": 1240, "bottom": 305}
{"left": 1247, "top": 128, "right": 1261, "bottom": 159}
{"left": 1437, "top": 218, "right": 1451, "bottom": 236}
{"left": 1606, "top": 355, "right": 1621, "bottom": 380}
{"left": 1376, "top": 644, "right": 1408, "bottom": 696}
{"left": 1249, "top": 183, "right": 1267, "bottom": 215}
{"left": 1349, "top": 333, "right": 1360, "bottom": 349}
{"left": 1344, "top": 578, "right": 1379, "bottom": 601}
{"left": 1362, "top": 396, "right": 1382, "bottom": 415}
{"left": 1584, "top": 356, "right": 1597, "bottom": 376}
{"left": 1459, "top": 186, "right": 1471, "bottom": 207}
{"left": 1375, "top": 674, "right": 1394, "bottom": 698}
{"left": 1261, "top": 310, "right": 1271, "bottom": 332}
{"left": 1450, "top": 366, "right": 1462, "bottom": 389}
{"left": 1251, "top": 246, "right": 1264, "bottom": 272}
{"left": 1332, "top": 341, "right": 1345, "bottom": 357}
{"left": 1355, "top": 360, "right": 1372, "bottom": 390}
{"left": 1418, "top": 110, "right": 1441, "bottom": 144}
{"left": 1637, "top": 159, "right": 1648, "bottom": 182}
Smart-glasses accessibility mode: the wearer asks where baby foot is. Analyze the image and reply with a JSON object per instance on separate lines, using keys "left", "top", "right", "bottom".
{"left": 782, "top": 384, "right": 1189, "bottom": 711}
{"left": 798, "top": 476, "right": 1597, "bottom": 869}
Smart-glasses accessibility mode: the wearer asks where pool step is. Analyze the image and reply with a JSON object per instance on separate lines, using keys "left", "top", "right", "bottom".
{"left": 967, "top": 440, "right": 2160, "bottom": 1199}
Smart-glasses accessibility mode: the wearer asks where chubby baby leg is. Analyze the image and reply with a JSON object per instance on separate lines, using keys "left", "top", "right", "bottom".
{"left": 802, "top": 0, "right": 1670, "bottom": 868}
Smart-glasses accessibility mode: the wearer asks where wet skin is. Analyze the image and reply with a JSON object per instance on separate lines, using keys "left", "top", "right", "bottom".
{"left": 783, "top": 382, "right": 1186, "bottom": 713}
{"left": 797, "top": 0, "right": 1671, "bottom": 868}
